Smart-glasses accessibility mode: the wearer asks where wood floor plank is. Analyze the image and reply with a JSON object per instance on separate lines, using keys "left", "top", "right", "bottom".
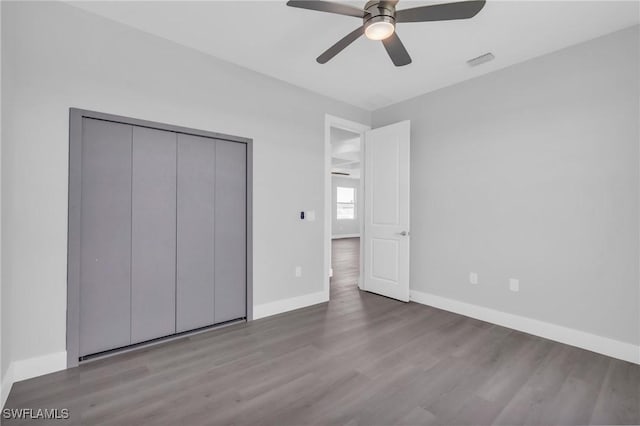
{"left": 590, "top": 358, "right": 640, "bottom": 425}
{"left": 492, "top": 344, "right": 577, "bottom": 425}
{"left": 4, "top": 238, "right": 638, "bottom": 425}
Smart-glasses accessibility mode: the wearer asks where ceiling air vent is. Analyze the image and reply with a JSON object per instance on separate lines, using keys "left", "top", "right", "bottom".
{"left": 467, "top": 52, "right": 495, "bottom": 67}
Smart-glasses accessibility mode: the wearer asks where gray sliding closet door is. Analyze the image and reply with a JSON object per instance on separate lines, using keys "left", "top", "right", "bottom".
{"left": 80, "top": 119, "right": 132, "bottom": 356}
{"left": 215, "top": 141, "right": 247, "bottom": 322}
{"left": 131, "top": 127, "right": 177, "bottom": 343}
{"left": 176, "top": 134, "right": 216, "bottom": 332}
{"left": 71, "top": 110, "right": 249, "bottom": 361}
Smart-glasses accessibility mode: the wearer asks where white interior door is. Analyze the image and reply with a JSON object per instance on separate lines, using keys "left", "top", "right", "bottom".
{"left": 363, "top": 121, "right": 410, "bottom": 302}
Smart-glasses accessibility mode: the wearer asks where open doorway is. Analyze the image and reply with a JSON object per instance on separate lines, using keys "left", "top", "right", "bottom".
{"left": 324, "top": 115, "right": 370, "bottom": 300}
{"left": 324, "top": 116, "right": 411, "bottom": 303}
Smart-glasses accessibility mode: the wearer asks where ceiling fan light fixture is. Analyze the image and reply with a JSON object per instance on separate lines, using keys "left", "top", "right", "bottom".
{"left": 287, "top": 0, "right": 487, "bottom": 66}
{"left": 364, "top": 16, "right": 395, "bottom": 40}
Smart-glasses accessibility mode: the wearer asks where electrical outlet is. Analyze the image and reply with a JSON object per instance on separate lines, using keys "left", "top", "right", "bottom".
{"left": 509, "top": 278, "right": 519, "bottom": 292}
{"left": 295, "top": 266, "right": 302, "bottom": 278}
{"left": 469, "top": 272, "right": 478, "bottom": 285}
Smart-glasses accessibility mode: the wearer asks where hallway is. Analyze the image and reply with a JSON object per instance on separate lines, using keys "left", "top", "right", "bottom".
{"left": 330, "top": 237, "right": 360, "bottom": 299}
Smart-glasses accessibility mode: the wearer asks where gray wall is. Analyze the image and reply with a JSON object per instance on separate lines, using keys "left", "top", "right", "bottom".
{"left": 1, "top": 1, "right": 369, "bottom": 370}
{"left": 373, "top": 26, "right": 640, "bottom": 345}
{"left": 0, "top": 0, "right": 5, "bottom": 388}
{"left": 332, "top": 176, "right": 361, "bottom": 238}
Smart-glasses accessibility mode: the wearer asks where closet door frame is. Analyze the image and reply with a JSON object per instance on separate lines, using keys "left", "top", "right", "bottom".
{"left": 67, "top": 108, "right": 253, "bottom": 368}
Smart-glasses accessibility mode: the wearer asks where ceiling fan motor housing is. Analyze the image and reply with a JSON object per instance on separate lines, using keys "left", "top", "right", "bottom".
{"left": 364, "top": 1, "right": 397, "bottom": 29}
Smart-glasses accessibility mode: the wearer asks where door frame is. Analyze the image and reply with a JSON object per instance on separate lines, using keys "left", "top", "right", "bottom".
{"left": 67, "top": 108, "right": 253, "bottom": 368}
{"left": 324, "top": 115, "right": 371, "bottom": 299}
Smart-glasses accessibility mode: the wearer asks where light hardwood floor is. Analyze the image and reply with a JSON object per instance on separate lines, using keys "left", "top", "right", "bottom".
{"left": 4, "top": 237, "right": 639, "bottom": 425}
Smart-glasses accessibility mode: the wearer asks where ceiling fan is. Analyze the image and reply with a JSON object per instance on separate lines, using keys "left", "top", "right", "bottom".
{"left": 286, "top": 0, "right": 486, "bottom": 66}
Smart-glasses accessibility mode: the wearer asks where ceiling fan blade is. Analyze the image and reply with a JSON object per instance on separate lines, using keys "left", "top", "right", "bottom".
{"left": 286, "top": 1, "right": 366, "bottom": 18}
{"left": 396, "top": 0, "right": 486, "bottom": 23}
{"left": 317, "top": 26, "right": 365, "bottom": 64}
{"left": 382, "top": 32, "right": 412, "bottom": 66}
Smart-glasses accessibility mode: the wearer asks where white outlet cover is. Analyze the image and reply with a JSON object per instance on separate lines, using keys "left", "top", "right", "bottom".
{"left": 509, "top": 278, "right": 519, "bottom": 292}
{"left": 295, "top": 266, "right": 302, "bottom": 277}
{"left": 469, "top": 272, "right": 478, "bottom": 285}
{"left": 306, "top": 210, "right": 316, "bottom": 222}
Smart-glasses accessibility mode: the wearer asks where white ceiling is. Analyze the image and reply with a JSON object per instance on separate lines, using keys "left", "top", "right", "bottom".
{"left": 69, "top": 1, "right": 639, "bottom": 110}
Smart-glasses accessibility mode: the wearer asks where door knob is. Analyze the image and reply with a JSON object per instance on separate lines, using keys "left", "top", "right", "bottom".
{"left": 398, "top": 231, "right": 409, "bottom": 236}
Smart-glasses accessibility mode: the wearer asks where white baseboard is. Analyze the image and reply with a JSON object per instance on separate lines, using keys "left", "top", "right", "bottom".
{"left": 331, "top": 234, "right": 360, "bottom": 239}
{"left": 12, "top": 351, "right": 67, "bottom": 382}
{"left": 410, "top": 290, "right": 640, "bottom": 365}
{"left": 253, "top": 291, "right": 328, "bottom": 320}
{"left": 1, "top": 363, "right": 14, "bottom": 409}
{"left": 1, "top": 351, "right": 67, "bottom": 408}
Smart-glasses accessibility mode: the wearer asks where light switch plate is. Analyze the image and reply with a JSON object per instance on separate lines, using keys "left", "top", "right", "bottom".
{"left": 306, "top": 210, "right": 316, "bottom": 222}
{"left": 469, "top": 272, "right": 478, "bottom": 285}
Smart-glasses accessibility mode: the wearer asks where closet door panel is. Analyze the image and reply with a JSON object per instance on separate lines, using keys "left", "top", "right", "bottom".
{"left": 131, "top": 127, "right": 177, "bottom": 343}
{"left": 176, "top": 134, "right": 216, "bottom": 332}
{"left": 215, "top": 141, "right": 247, "bottom": 322}
{"left": 80, "top": 119, "right": 132, "bottom": 356}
